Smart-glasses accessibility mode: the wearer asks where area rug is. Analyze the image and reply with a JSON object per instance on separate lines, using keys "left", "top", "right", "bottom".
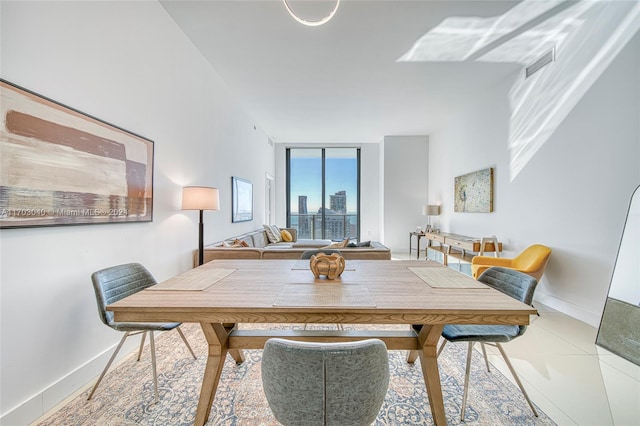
{"left": 37, "top": 323, "right": 555, "bottom": 425}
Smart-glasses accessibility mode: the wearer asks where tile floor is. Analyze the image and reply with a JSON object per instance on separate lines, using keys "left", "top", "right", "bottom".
{"left": 487, "top": 302, "right": 640, "bottom": 426}
{"left": 397, "top": 251, "right": 640, "bottom": 426}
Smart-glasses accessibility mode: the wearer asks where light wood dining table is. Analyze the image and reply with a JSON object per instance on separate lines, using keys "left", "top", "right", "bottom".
{"left": 108, "top": 259, "right": 536, "bottom": 426}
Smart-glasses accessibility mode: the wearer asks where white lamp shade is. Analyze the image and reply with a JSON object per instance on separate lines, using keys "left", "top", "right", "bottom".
{"left": 182, "top": 186, "right": 220, "bottom": 211}
{"left": 422, "top": 205, "right": 440, "bottom": 216}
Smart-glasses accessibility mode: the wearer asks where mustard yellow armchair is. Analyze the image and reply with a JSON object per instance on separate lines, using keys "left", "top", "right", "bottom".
{"left": 471, "top": 244, "right": 552, "bottom": 281}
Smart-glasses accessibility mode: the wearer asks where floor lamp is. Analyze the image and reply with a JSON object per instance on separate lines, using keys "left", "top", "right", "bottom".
{"left": 182, "top": 186, "right": 220, "bottom": 266}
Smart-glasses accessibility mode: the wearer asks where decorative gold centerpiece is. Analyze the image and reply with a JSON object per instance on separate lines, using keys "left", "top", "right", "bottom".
{"left": 310, "top": 253, "right": 345, "bottom": 280}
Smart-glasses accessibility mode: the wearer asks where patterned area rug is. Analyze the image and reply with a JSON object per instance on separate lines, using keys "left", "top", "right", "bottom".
{"left": 37, "top": 323, "right": 555, "bottom": 425}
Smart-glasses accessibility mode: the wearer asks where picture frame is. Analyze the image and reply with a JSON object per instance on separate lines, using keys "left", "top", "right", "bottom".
{"left": 454, "top": 167, "right": 494, "bottom": 213}
{"left": 0, "top": 79, "right": 154, "bottom": 228}
{"left": 231, "top": 176, "right": 253, "bottom": 223}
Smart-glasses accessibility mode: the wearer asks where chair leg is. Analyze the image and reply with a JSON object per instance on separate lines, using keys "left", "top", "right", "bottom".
{"left": 460, "top": 342, "right": 474, "bottom": 421}
{"left": 87, "top": 332, "right": 130, "bottom": 400}
{"left": 496, "top": 343, "right": 538, "bottom": 417}
{"left": 176, "top": 326, "right": 197, "bottom": 360}
{"left": 149, "top": 331, "right": 159, "bottom": 401}
{"left": 532, "top": 303, "right": 541, "bottom": 316}
{"left": 137, "top": 331, "right": 147, "bottom": 361}
{"left": 480, "top": 342, "right": 491, "bottom": 372}
{"left": 436, "top": 339, "right": 448, "bottom": 357}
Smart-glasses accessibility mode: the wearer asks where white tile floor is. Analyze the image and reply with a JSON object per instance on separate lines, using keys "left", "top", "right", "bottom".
{"left": 486, "top": 302, "right": 640, "bottom": 426}
{"left": 396, "top": 252, "right": 640, "bottom": 426}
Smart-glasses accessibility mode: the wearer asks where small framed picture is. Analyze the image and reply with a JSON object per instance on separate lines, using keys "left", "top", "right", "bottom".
{"left": 231, "top": 176, "right": 253, "bottom": 223}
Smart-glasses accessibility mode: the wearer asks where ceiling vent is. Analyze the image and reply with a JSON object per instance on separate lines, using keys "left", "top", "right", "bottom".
{"left": 525, "top": 47, "right": 556, "bottom": 79}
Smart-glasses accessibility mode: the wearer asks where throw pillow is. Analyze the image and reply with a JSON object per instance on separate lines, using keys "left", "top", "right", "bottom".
{"left": 347, "top": 241, "right": 371, "bottom": 248}
{"left": 232, "top": 239, "right": 249, "bottom": 247}
{"left": 323, "top": 238, "right": 349, "bottom": 249}
{"left": 263, "top": 224, "right": 282, "bottom": 243}
{"left": 281, "top": 229, "right": 293, "bottom": 242}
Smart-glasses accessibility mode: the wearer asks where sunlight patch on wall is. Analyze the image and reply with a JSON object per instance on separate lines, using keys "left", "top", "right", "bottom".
{"left": 399, "top": 0, "right": 639, "bottom": 180}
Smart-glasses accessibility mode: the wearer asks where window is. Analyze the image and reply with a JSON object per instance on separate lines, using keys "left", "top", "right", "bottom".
{"left": 287, "top": 148, "right": 360, "bottom": 241}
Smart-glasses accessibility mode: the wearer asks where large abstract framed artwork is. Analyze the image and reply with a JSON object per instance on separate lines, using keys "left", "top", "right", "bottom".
{"left": 454, "top": 167, "right": 494, "bottom": 213}
{"left": 0, "top": 80, "right": 154, "bottom": 228}
{"left": 231, "top": 176, "right": 253, "bottom": 223}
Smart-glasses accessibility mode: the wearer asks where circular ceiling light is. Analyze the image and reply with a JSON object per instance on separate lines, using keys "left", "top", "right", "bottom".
{"left": 282, "top": 0, "right": 340, "bottom": 27}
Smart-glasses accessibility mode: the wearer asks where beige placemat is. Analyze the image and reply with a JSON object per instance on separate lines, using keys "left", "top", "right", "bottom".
{"left": 408, "top": 267, "right": 487, "bottom": 289}
{"left": 147, "top": 268, "right": 236, "bottom": 291}
{"left": 273, "top": 284, "right": 376, "bottom": 308}
{"left": 291, "top": 259, "right": 356, "bottom": 271}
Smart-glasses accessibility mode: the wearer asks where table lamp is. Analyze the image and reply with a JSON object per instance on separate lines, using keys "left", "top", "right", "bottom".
{"left": 422, "top": 204, "right": 440, "bottom": 231}
{"left": 182, "top": 186, "right": 220, "bottom": 266}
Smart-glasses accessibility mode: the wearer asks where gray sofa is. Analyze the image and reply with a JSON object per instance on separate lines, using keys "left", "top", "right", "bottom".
{"left": 195, "top": 227, "right": 391, "bottom": 265}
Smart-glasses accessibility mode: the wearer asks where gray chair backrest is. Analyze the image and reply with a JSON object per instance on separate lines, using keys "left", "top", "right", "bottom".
{"left": 300, "top": 249, "right": 343, "bottom": 259}
{"left": 262, "top": 338, "right": 389, "bottom": 426}
{"left": 91, "top": 263, "right": 156, "bottom": 328}
{"left": 477, "top": 266, "right": 538, "bottom": 304}
{"left": 478, "top": 266, "right": 538, "bottom": 336}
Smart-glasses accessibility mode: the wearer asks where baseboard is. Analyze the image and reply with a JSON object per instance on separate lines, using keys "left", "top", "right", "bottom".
{"left": 534, "top": 292, "right": 601, "bottom": 327}
{"left": 1, "top": 338, "right": 141, "bottom": 426}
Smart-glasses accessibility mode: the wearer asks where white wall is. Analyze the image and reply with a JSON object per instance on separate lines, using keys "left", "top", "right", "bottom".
{"left": 0, "top": 1, "right": 274, "bottom": 424}
{"left": 274, "top": 143, "right": 382, "bottom": 243}
{"left": 382, "top": 136, "right": 429, "bottom": 252}
{"left": 428, "top": 32, "right": 640, "bottom": 326}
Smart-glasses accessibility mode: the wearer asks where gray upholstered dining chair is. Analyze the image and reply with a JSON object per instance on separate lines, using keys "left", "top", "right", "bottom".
{"left": 437, "top": 266, "right": 539, "bottom": 420}
{"left": 261, "top": 338, "right": 390, "bottom": 426}
{"left": 88, "top": 263, "right": 196, "bottom": 400}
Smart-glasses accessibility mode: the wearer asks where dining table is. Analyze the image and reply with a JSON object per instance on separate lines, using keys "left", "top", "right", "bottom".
{"left": 108, "top": 258, "right": 536, "bottom": 426}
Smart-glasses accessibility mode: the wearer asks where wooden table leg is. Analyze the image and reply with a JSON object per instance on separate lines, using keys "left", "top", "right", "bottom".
{"left": 194, "top": 323, "right": 231, "bottom": 426}
{"left": 223, "top": 323, "right": 245, "bottom": 364}
{"left": 417, "top": 324, "right": 446, "bottom": 426}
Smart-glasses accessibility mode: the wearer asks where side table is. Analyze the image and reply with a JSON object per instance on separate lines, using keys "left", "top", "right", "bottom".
{"left": 409, "top": 231, "right": 426, "bottom": 259}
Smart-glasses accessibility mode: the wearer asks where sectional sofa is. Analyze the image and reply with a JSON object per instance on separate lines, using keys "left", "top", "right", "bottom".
{"left": 195, "top": 227, "right": 391, "bottom": 266}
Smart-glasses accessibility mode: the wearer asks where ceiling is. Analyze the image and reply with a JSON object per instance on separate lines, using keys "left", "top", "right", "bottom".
{"left": 160, "top": 0, "right": 528, "bottom": 144}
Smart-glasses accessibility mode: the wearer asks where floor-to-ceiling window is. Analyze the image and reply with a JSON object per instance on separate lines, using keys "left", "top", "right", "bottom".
{"left": 287, "top": 148, "right": 360, "bottom": 241}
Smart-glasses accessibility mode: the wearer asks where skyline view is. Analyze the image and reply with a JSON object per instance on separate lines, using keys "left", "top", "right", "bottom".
{"left": 288, "top": 148, "right": 359, "bottom": 240}
{"left": 289, "top": 154, "right": 358, "bottom": 213}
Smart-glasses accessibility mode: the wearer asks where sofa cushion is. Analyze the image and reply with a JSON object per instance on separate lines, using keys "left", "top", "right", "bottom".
{"left": 201, "top": 248, "right": 262, "bottom": 263}
{"left": 252, "top": 231, "right": 269, "bottom": 248}
{"left": 263, "top": 224, "right": 282, "bottom": 243}
{"left": 292, "top": 239, "right": 332, "bottom": 248}
{"left": 263, "top": 242, "right": 294, "bottom": 249}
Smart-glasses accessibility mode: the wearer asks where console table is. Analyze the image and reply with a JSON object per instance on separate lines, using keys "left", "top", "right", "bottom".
{"left": 424, "top": 231, "right": 502, "bottom": 266}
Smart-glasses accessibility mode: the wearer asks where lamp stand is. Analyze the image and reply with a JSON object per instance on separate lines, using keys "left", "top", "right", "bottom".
{"left": 198, "top": 210, "right": 204, "bottom": 266}
{"left": 182, "top": 186, "right": 219, "bottom": 266}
